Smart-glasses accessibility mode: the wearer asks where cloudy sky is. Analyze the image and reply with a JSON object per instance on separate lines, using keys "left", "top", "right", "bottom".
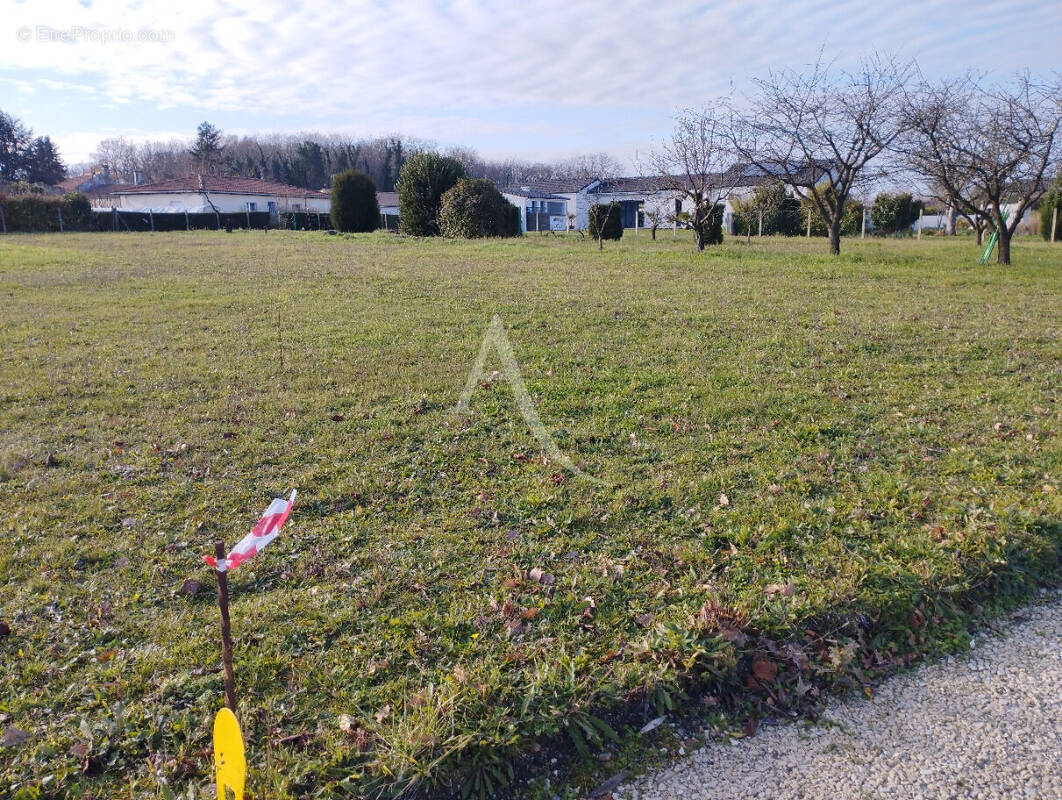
{"left": 1, "top": 0, "right": 1059, "bottom": 168}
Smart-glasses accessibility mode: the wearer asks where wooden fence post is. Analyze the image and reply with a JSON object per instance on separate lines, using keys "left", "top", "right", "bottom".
{"left": 861, "top": 208, "right": 866, "bottom": 239}
{"left": 185, "top": 211, "right": 190, "bottom": 231}
{"left": 149, "top": 210, "right": 154, "bottom": 233}
{"left": 58, "top": 207, "right": 64, "bottom": 233}
{"left": 806, "top": 209, "right": 811, "bottom": 238}
{"left": 1052, "top": 206, "right": 1058, "bottom": 243}
{"left": 917, "top": 207, "right": 923, "bottom": 240}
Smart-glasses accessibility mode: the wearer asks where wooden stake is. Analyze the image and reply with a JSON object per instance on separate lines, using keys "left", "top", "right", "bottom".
{"left": 917, "top": 207, "right": 923, "bottom": 240}
{"left": 806, "top": 209, "right": 811, "bottom": 238}
{"left": 1052, "top": 206, "right": 1058, "bottom": 243}
{"left": 214, "top": 540, "right": 238, "bottom": 712}
{"left": 58, "top": 206, "right": 64, "bottom": 233}
{"left": 861, "top": 208, "right": 866, "bottom": 239}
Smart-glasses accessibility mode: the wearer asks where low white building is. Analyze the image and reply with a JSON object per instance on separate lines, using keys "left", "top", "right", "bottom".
{"left": 101, "top": 175, "right": 330, "bottom": 215}
{"left": 501, "top": 167, "right": 779, "bottom": 234}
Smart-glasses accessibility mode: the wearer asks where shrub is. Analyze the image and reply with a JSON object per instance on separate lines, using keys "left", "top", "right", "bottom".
{"left": 870, "top": 192, "right": 923, "bottom": 236}
{"left": 397, "top": 153, "right": 466, "bottom": 236}
{"left": 438, "top": 178, "right": 520, "bottom": 238}
{"left": 330, "top": 169, "right": 379, "bottom": 232}
{"left": 732, "top": 180, "right": 803, "bottom": 236}
{"left": 588, "top": 202, "right": 622, "bottom": 241}
{"left": 1040, "top": 176, "right": 1061, "bottom": 242}
{"left": 800, "top": 191, "right": 864, "bottom": 237}
{"left": 0, "top": 192, "right": 93, "bottom": 232}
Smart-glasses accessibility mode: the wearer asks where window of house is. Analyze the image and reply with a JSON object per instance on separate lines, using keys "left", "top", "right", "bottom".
{"left": 246, "top": 201, "right": 257, "bottom": 211}
{"left": 293, "top": 203, "right": 302, "bottom": 211}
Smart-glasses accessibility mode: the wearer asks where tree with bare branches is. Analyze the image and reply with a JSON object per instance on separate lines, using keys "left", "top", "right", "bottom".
{"left": 900, "top": 72, "right": 1061, "bottom": 264}
{"left": 645, "top": 109, "right": 743, "bottom": 251}
{"left": 729, "top": 55, "right": 911, "bottom": 255}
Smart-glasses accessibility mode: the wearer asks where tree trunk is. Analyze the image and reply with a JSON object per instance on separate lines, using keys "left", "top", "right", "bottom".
{"left": 996, "top": 229, "right": 1011, "bottom": 265}
{"left": 695, "top": 228, "right": 705, "bottom": 251}
{"left": 944, "top": 206, "right": 956, "bottom": 236}
{"left": 598, "top": 234, "right": 603, "bottom": 251}
{"left": 828, "top": 220, "right": 841, "bottom": 255}
{"left": 975, "top": 225, "right": 984, "bottom": 246}
{"left": 651, "top": 226, "right": 657, "bottom": 241}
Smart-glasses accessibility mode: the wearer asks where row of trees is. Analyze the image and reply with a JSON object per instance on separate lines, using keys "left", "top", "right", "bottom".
{"left": 0, "top": 109, "right": 66, "bottom": 185}
{"left": 86, "top": 123, "right": 624, "bottom": 194}
{"left": 648, "top": 59, "right": 1060, "bottom": 263}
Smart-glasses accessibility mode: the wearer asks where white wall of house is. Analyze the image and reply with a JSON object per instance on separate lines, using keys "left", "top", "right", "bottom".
{"left": 104, "top": 191, "right": 330, "bottom": 213}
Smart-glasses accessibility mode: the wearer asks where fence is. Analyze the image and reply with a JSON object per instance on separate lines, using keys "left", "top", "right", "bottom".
{"left": 95, "top": 209, "right": 274, "bottom": 232}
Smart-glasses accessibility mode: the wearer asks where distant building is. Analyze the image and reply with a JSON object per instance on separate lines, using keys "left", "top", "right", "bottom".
{"left": 101, "top": 175, "right": 330, "bottom": 215}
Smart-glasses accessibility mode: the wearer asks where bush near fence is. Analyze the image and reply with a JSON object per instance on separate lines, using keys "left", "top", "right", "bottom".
{"left": 0, "top": 192, "right": 94, "bottom": 232}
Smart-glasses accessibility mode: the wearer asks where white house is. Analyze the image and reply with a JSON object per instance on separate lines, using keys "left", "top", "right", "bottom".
{"left": 101, "top": 175, "right": 330, "bottom": 215}
{"left": 500, "top": 167, "right": 783, "bottom": 234}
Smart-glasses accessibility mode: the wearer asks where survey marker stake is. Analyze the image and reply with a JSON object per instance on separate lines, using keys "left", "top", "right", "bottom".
{"left": 214, "top": 540, "right": 238, "bottom": 712}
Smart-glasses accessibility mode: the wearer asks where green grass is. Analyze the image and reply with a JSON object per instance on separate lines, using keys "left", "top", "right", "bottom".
{"left": 1, "top": 230, "right": 1060, "bottom": 799}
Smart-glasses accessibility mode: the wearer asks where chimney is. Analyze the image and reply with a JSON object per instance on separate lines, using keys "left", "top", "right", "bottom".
{"left": 101, "top": 164, "right": 111, "bottom": 182}
{"left": 133, "top": 170, "right": 143, "bottom": 186}
{"left": 198, "top": 174, "right": 206, "bottom": 190}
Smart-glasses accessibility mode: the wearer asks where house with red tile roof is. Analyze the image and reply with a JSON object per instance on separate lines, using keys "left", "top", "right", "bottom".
{"left": 100, "top": 175, "right": 330, "bottom": 214}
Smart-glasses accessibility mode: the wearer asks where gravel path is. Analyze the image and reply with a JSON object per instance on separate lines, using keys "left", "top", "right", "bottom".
{"left": 615, "top": 593, "right": 1062, "bottom": 800}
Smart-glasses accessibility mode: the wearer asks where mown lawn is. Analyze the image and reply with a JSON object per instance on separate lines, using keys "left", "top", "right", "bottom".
{"left": 1, "top": 230, "right": 1060, "bottom": 799}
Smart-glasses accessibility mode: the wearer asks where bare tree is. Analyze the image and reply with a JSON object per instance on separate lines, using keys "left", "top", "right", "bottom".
{"left": 646, "top": 108, "right": 743, "bottom": 251}
{"left": 556, "top": 152, "right": 621, "bottom": 183}
{"left": 90, "top": 137, "right": 142, "bottom": 182}
{"left": 900, "top": 72, "right": 1061, "bottom": 264}
{"left": 729, "top": 55, "right": 911, "bottom": 255}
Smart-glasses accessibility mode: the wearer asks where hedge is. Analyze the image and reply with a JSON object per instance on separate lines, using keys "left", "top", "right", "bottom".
{"left": 0, "top": 193, "right": 94, "bottom": 232}
{"left": 438, "top": 178, "right": 521, "bottom": 238}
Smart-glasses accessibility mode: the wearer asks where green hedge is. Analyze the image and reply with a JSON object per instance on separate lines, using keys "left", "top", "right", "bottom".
{"left": 438, "top": 178, "right": 522, "bottom": 238}
{"left": 330, "top": 169, "right": 378, "bottom": 233}
{"left": 0, "top": 193, "right": 93, "bottom": 232}
{"left": 1041, "top": 185, "right": 1060, "bottom": 242}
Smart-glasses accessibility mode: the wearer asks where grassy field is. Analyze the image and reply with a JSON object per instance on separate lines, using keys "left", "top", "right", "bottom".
{"left": 1, "top": 230, "right": 1060, "bottom": 799}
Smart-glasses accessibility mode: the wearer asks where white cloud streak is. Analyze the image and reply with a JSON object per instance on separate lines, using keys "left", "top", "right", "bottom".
{"left": 2, "top": 0, "right": 1058, "bottom": 162}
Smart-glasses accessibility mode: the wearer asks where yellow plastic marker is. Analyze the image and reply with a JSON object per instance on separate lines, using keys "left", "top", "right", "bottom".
{"left": 212, "top": 708, "right": 246, "bottom": 800}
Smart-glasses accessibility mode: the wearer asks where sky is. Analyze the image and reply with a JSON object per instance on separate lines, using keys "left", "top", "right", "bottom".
{"left": 1, "top": 0, "right": 1060, "bottom": 170}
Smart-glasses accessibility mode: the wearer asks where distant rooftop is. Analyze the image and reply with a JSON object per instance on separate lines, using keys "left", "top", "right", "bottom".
{"left": 114, "top": 175, "right": 326, "bottom": 197}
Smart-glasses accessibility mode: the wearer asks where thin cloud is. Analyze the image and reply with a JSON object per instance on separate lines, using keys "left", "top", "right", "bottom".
{"left": 2, "top": 0, "right": 1058, "bottom": 163}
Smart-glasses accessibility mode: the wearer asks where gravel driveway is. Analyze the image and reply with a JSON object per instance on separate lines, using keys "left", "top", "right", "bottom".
{"left": 615, "top": 592, "right": 1062, "bottom": 800}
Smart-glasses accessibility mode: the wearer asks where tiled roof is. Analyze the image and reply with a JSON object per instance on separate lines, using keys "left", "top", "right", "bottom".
{"left": 498, "top": 186, "right": 569, "bottom": 200}
{"left": 116, "top": 176, "right": 325, "bottom": 197}
{"left": 502, "top": 178, "right": 597, "bottom": 195}
{"left": 55, "top": 174, "right": 94, "bottom": 193}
